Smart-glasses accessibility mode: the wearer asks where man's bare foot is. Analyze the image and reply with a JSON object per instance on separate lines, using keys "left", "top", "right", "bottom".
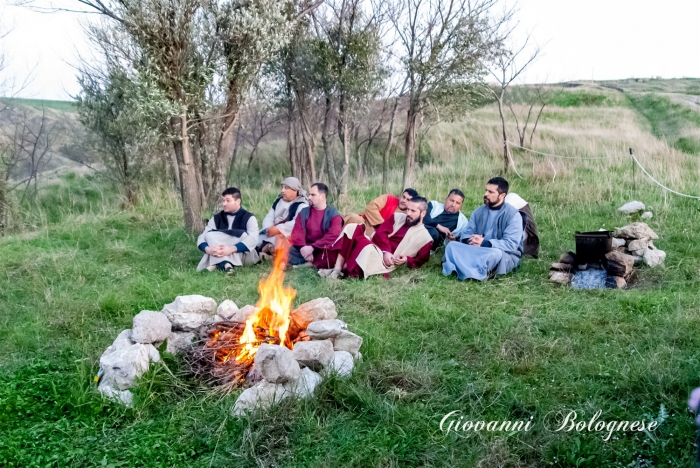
{"left": 318, "top": 269, "right": 333, "bottom": 277}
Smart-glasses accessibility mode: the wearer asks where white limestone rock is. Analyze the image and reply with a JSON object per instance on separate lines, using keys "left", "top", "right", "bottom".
{"left": 618, "top": 201, "right": 645, "bottom": 214}
{"left": 229, "top": 305, "right": 259, "bottom": 323}
{"left": 614, "top": 223, "right": 659, "bottom": 240}
{"left": 254, "top": 344, "right": 301, "bottom": 384}
{"left": 232, "top": 380, "right": 290, "bottom": 416}
{"left": 98, "top": 385, "right": 134, "bottom": 407}
{"left": 333, "top": 330, "right": 363, "bottom": 358}
{"left": 284, "top": 367, "right": 323, "bottom": 398}
{"left": 131, "top": 310, "right": 172, "bottom": 344}
{"left": 641, "top": 211, "right": 653, "bottom": 219}
{"left": 643, "top": 246, "right": 666, "bottom": 267}
{"left": 165, "top": 331, "right": 196, "bottom": 355}
{"left": 99, "top": 343, "right": 158, "bottom": 391}
{"left": 162, "top": 295, "right": 217, "bottom": 331}
{"left": 216, "top": 300, "right": 239, "bottom": 320}
{"left": 322, "top": 351, "right": 354, "bottom": 377}
{"left": 291, "top": 298, "right": 338, "bottom": 330}
{"left": 306, "top": 319, "right": 348, "bottom": 340}
{"left": 628, "top": 239, "right": 652, "bottom": 257}
{"left": 291, "top": 340, "right": 334, "bottom": 371}
{"left": 100, "top": 330, "right": 135, "bottom": 361}
{"left": 612, "top": 237, "right": 626, "bottom": 249}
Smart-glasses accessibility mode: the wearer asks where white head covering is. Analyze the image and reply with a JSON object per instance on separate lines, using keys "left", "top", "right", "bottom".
{"left": 505, "top": 193, "right": 527, "bottom": 210}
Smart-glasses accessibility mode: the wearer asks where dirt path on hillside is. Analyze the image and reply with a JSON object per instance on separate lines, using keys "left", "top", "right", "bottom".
{"left": 663, "top": 92, "right": 700, "bottom": 110}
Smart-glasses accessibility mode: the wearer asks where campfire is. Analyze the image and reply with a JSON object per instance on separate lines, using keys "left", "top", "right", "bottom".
{"left": 190, "top": 245, "right": 298, "bottom": 387}
{"left": 95, "top": 243, "right": 363, "bottom": 413}
{"left": 549, "top": 222, "right": 665, "bottom": 289}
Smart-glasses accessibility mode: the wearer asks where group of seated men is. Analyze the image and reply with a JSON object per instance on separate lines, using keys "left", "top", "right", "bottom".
{"left": 196, "top": 175, "right": 539, "bottom": 281}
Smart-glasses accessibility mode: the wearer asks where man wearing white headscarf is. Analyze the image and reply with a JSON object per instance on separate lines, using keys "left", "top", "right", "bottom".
{"left": 257, "top": 177, "right": 309, "bottom": 258}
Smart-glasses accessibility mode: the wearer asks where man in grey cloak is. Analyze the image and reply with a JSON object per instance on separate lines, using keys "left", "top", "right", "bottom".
{"left": 442, "top": 177, "right": 523, "bottom": 280}
{"left": 196, "top": 187, "right": 260, "bottom": 272}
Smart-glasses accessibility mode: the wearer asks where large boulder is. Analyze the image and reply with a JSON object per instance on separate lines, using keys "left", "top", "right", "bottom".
{"left": 614, "top": 222, "right": 658, "bottom": 240}
{"left": 284, "top": 367, "right": 323, "bottom": 398}
{"left": 291, "top": 340, "right": 334, "bottom": 371}
{"left": 165, "top": 331, "right": 196, "bottom": 355}
{"left": 132, "top": 310, "right": 172, "bottom": 344}
{"left": 291, "top": 298, "right": 338, "bottom": 330}
{"left": 216, "top": 300, "right": 239, "bottom": 320}
{"left": 232, "top": 381, "right": 290, "bottom": 416}
{"left": 332, "top": 330, "right": 363, "bottom": 358}
{"left": 618, "top": 201, "right": 645, "bottom": 214}
{"left": 99, "top": 343, "right": 159, "bottom": 391}
{"left": 306, "top": 319, "right": 347, "bottom": 340}
{"left": 254, "top": 344, "right": 301, "bottom": 384}
{"left": 322, "top": 351, "right": 354, "bottom": 377}
{"left": 643, "top": 246, "right": 666, "bottom": 267}
{"left": 162, "top": 295, "right": 217, "bottom": 331}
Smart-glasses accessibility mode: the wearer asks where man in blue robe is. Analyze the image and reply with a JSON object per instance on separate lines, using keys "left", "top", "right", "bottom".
{"left": 442, "top": 177, "right": 523, "bottom": 280}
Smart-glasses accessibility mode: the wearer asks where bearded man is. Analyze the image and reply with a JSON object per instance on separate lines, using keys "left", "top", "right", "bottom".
{"left": 196, "top": 187, "right": 259, "bottom": 273}
{"left": 423, "top": 189, "right": 468, "bottom": 248}
{"left": 342, "top": 188, "right": 418, "bottom": 236}
{"left": 258, "top": 177, "right": 309, "bottom": 259}
{"left": 322, "top": 197, "right": 433, "bottom": 279}
{"left": 442, "top": 177, "right": 523, "bottom": 280}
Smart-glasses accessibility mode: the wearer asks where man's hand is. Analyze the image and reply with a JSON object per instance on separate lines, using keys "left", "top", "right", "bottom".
{"left": 437, "top": 224, "right": 455, "bottom": 240}
{"left": 382, "top": 252, "right": 394, "bottom": 267}
{"left": 300, "top": 245, "right": 314, "bottom": 262}
{"left": 468, "top": 234, "right": 484, "bottom": 247}
{"left": 205, "top": 245, "right": 223, "bottom": 257}
{"left": 266, "top": 225, "right": 281, "bottom": 237}
{"left": 394, "top": 255, "right": 407, "bottom": 265}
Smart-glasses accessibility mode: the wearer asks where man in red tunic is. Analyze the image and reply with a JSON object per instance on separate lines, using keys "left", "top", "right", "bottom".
{"left": 288, "top": 183, "right": 343, "bottom": 269}
{"left": 322, "top": 197, "right": 433, "bottom": 279}
{"left": 343, "top": 188, "right": 418, "bottom": 236}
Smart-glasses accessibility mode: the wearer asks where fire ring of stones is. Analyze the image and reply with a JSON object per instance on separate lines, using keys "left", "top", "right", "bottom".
{"left": 549, "top": 222, "right": 665, "bottom": 289}
{"left": 96, "top": 295, "right": 362, "bottom": 415}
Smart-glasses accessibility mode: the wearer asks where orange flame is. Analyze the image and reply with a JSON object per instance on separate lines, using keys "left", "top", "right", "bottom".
{"left": 236, "top": 242, "right": 296, "bottom": 363}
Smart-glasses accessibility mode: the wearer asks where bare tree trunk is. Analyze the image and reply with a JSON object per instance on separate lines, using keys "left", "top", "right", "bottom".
{"left": 402, "top": 106, "right": 418, "bottom": 189}
{"left": 212, "top": 92, "right": 240, "bottom": 208}
{"left": 322, "top": 97, "right": 338, "bottom": 191}
{"left": 496, "top": 97, "right": 509, "bottom": 175}
{"left": 0, "top": 172, "right": 6, "bottom": 236}
{"left": 382, "top": 94, "right": 401, "bottom": 193}
{"left": 298, "top": 110, "right": 317, "bottom": 184}
{"left": 227, "top": 119, "right": 243, "bottom": 184}
{"left": 529, "top": 103, "right": 547, "bottom": 146}
{"left": 169, "top": 146, "right": 181, "bottom": 196}
{"left": 171, "top": 112, "right": 203, "bottom": 234}
{"left": 337, "top": 97, "right": 351, "bottom": 202}
{"left": 287, "top": 112, "right": 298, "bottom": 178}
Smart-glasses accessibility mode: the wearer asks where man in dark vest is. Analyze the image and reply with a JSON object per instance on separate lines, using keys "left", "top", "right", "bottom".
{"left": 288, "top": 182, "right": 342, "bottom": 269}
{"left": 196, "top": 187, "right": 260, "bottom": 273}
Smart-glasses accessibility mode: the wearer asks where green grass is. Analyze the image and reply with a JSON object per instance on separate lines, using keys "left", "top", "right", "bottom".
{"left": 2, "top": 165, "right": 700, "bottom": 466}
{"left": 1, "top": 97, "right": 77, "bottom": 112}
{"left": 627, "top": 93, "right": 700, "bottom": 154}
{"left": 551, "top": 92, "right": 610, "bottom": 108}
{"left": 3, "top": 79, "right": 700, "bottom": 466}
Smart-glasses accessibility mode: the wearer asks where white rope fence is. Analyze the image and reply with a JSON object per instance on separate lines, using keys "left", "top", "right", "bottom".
{"left": 505, "top": 141, "right": 700, "bottom": 200}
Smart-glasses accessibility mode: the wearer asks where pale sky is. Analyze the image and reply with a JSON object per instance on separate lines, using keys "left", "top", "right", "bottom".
{"left": 2, "top": 0, "right": 700, "bottom": 100}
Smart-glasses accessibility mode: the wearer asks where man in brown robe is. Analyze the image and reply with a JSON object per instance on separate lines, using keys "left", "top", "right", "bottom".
{"left": 343, "top": 188, "right": 418, "bottom": 236}
{"left": 322, "top": 197, "right": 433, "bottom": 279}
{"left": 288, "top": 183, "right": 343, "bottom": 269}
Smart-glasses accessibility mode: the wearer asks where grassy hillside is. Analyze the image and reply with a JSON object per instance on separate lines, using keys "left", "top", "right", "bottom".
{"left": 1, "top": 82, "right": 700, "bottom": 467}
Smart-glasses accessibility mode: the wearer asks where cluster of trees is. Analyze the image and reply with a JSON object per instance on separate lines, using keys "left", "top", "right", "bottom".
{"left": 73, "top": 0, "right": 533, "bottom": 233}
